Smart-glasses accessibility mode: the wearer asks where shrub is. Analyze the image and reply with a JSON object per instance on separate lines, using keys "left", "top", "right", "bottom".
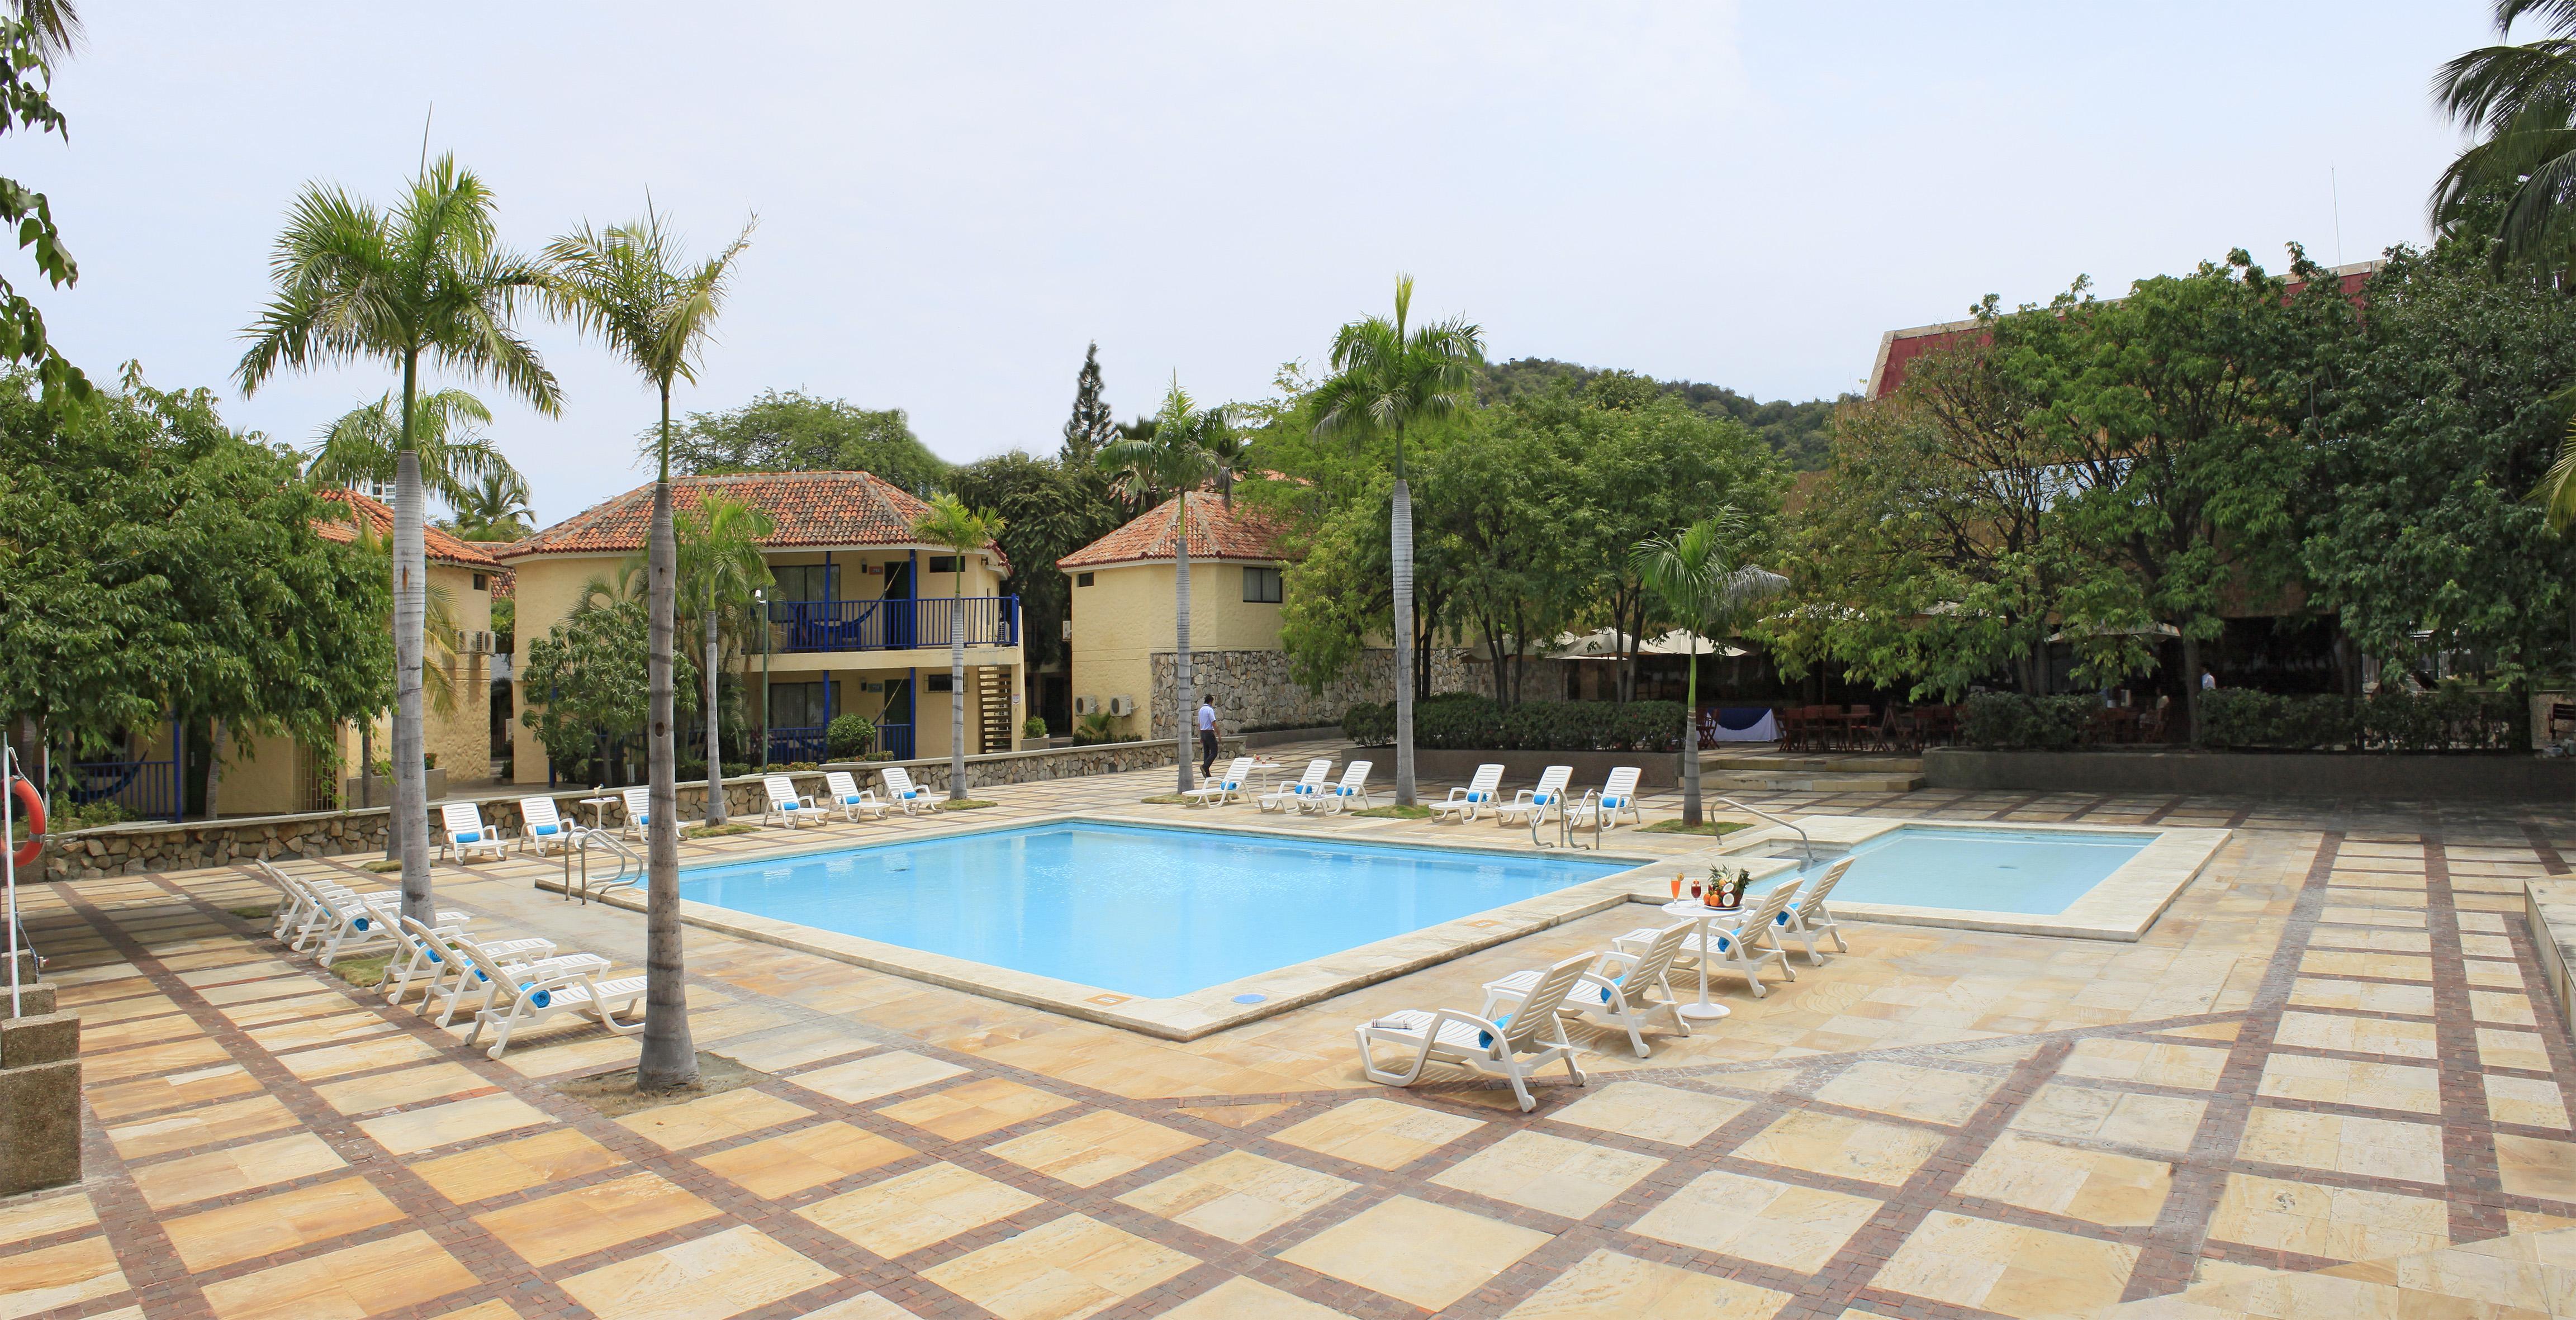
{"left": 826, "top": 714, "right": 877, "bottom": 760}
{"left": 1022, "top": 715, "right": 1047, "bottom": 738}
{"left": 1960, "top": 694, "right": 2096, "bottom": 749}
{"left": 1340, "top": 698, "right": 1684, "bottom": 751}
{"left": 2200, "top": 687, "right": 2521, "bottom": 752}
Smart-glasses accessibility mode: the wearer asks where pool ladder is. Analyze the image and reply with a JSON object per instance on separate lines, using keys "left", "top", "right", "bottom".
{"left": 1714, "top": 797, "right": 1818, "bottom": 869}
{"left": 561, "top": 829, "right": 641, "bottom": 905}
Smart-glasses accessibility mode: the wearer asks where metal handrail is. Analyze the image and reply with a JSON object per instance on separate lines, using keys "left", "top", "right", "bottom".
{"left": 562, "top": 828, "right": 641, "bottom": 905}
{"left": 1715, "top": 796, "right": 1817, "bottom": 868}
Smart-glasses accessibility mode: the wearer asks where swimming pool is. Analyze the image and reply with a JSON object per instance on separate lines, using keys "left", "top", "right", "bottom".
{"left": 1748, "top": 826, "right": 2152, "bottom": 916}
{"left": 677, "top": 823, "right": 1630, "bottom": 999}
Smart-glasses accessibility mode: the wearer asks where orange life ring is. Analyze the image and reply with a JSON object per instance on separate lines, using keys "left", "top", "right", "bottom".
{"left": 8, "top": 776, "right": 42, "bottom": 868}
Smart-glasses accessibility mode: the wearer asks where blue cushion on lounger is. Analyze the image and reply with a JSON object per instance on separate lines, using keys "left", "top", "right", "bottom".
{"left": 1479, "top": 1013, "right": 1513, "bottom": 1048}
{"left": 517, "top": 982, "right": 551, "bottom": 1009}
{"left": 455, "top": 830, "right": 480, "bottom": 844}
{"left": 533, "top": 823, "right": 558, "bottom": 836}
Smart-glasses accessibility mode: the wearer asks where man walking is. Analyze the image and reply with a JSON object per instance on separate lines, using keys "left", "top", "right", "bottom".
{"left": 1197, "top": 695, "right": 1219, "bottom": 777}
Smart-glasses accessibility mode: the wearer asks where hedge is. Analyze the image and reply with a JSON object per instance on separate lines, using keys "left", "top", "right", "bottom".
{"left": 1960, "top": 694, "right": 2098, "bottom": 750}
{"left": 2198, "top": 688, "right": 2522, "bottom": 752}
{"left": 1342, "top": 695, "right": 1686, "bottom": 752}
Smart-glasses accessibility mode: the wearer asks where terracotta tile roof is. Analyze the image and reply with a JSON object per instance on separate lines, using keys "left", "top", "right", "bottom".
{"left": 499, "top": 472, "right": 1008, "bottom": 572}
{"left": 315, "top": 489, "right": 505, "bottom": 571}
{"left": 1057, "top": 491, "right": 1289, "bottom": 569}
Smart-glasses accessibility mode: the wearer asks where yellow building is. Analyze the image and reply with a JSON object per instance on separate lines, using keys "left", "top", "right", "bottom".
{"left": 499, "top": 472, "right": 1020, "bottom": 783}
{"left": 1059, "top": 492, "right": 1296, "bottom": 740}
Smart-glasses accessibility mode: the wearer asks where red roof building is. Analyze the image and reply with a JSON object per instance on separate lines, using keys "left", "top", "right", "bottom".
{"left": 314, "top": 488, "right": 505, "bottom": 571}
{"left": 1057, "top": 492, "right": 1291, "bottom": 570}
{"left": 503, "top": 471, "right": 1005, "bottom": 570}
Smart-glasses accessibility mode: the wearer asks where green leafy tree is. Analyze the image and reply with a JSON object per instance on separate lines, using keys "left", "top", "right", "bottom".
{"left": 0, "top": 368, "right": 391, "bottom": 810}
{"left": 1061, "top": 341, "right": 1115, "bottom": 469}
{"left": 1417, "top": 410, "right": 1575, "bottom": 708}
{"left": 673, "top": 494, "right": 772, "bottom": 822}
{"left": 1481, "top": 359, "right": 1849, "bottom": 471}
{"left": 1309, "top": 276, "right": 1484, "bottom": 806}
{"left": 1098, "top": 379, "right": 1232, "bottom": 792}
{"left": 304, "top": 387, "right": 517, "bottom": 509}
{"left": 236, "top": 154, "right": 559, "bottom": 925}
{"left": 666, "top": 388, "right": 947, "bottom": 495}
{"left": 545, "top": 205, "right": 753, "bottom": 1092}
{"left": 0, "top": 0, "right": 88, "bottom": 406}
{"left": 909, "top": 493, "right": 1007, "bottom": 799}
{"left": 951, "top": 450, "right": 1119, "bottom": 675}
{"left": 518, "top": 596, "right": 698, "bottom": 787}
{"left": 1633, "top": 512, "right": 1787, "bottom": 826}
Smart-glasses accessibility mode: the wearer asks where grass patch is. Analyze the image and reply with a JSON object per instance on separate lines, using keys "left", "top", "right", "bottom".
{"left": 360, "top": 858, "right": 403, "bottom": 873}
{"left": 932, "top": 799, "right": 998, "bottom": 812}
{"left": 1642, "top": 819, "right": 1753, "bottom": 835}
{"left": 327, "top": 952, "right": 393, "bottom": 989}
{"left": 1139, "top": 794, "right": 1195, "bottom": 805}
{"left": 226, "top": 905, "right": 274, "bottom": 921}
{"left": 1353, "top": 804, "right": 1435, "bottom": 819}
{"left": 683, "top": 822, "right": 762, "bottom": 840}
{"left": 553, "top": 1051, "right": 766, "bottom": 1117}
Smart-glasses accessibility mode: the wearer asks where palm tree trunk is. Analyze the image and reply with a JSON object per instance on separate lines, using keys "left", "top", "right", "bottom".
{"left": 948, "top": 567, "right": 966, "bottom": 801}
{"left": 1175, "top": 507, "right": 1194, "bottom": 795}
{"left": 703, "top": 608, "right": 725, "bottom": 826}
{"left": 1391, "top": 476, "right": 1416, "bottom": 807}
{"left": 392, "top": 354, "right": 433, "bottom": 926}
{"left": 639, "top": 389, "right": 696, "bottom": 1091}
{"left": 1681, "top": 634, "right": 1702, "bottom": 828}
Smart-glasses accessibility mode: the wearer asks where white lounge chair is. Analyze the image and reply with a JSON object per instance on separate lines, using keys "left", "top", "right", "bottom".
{"left": 763, "top": 775, "right": 823, "bottom": 829}
{"left": 1583, "top": 767, "right": 1644, "bottom": 829}
{"left": 385, "top": 914, "right": 556, "bottom": 1009}
{"left": 439, "top": 802, "right": 509, "bottom": 863}
{"left": 880, "top": 766, "right": 932, "bottom": 816}
{"left": 1495, "top": 766, "right": 1573, "bottom": 827}
{"left": 1257, "top": 759, "right": 1332, "bottom": 813}
{"left": 435, "top": 931, "right": 611, "bottom": 1029}
{"left": 620, "top": 786, "right": 652, "bottom": 841}
{"left": 258, "top": 861, "right": 339, "bottom": 946}
{"left": 461, "top": 942, "right": 646, "bottom": 1060}
{"left": 1310, "top": 760, "right": 1373, "bottom": 814}
{"left": 311, "top": 887, "right": 470, "bottom": 963}
{"left": 1615, "top": 879, "right": 1801, "bottom": 998}
{"left": 1482, "top": 922, "right": 1694, "bottom": 1057}
{"left": 1354, "top": 952, "right": 1593, "bottom": 1112}
{"left": 518, "top": 797, "right": 578, "bottom": 857}
{"left": 1184, "top": 757, "right": 1255, "bottom": 807}
{"left": 1774, "top": 857, "right": 1854, "bottom": 965}
{"left": 1429, "top": 764, "right": 1505, "bottom": 824}
{"left": 823, "top": 771, "right": 887, "bottom": 823}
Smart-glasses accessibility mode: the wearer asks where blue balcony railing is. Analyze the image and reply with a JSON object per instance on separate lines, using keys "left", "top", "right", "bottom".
{"left": 767, "top": 597, "right": 1017, "bottom": 654}
{"left": 878, "top": 723, "right": 915, "bottom": 761}
{"left": 68, "top": 759, "right": 179, "bottom": 822}
{"left": 767, "top": 725, "right": 827, "bottom": 763}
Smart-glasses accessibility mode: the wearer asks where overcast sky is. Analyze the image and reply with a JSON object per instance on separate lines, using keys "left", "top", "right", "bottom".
{"left": 29, "top": 2, "right": 2494, "bottom": 524}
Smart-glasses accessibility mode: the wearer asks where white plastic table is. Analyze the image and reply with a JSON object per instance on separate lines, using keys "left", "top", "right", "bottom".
{"left": 576, "top": 796, "right": 621, "bottom": 833}
{"left": 1245, "top": 759, "right": 1286, "bottom": 797}
{"left": 1659, "top": 898, "right": 1737, "bottom": 1022}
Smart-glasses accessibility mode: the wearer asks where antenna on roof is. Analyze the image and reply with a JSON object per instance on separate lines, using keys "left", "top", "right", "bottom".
{"left": 2331, "top": 165, "right": 2343, "bottom": 267}
{"left": 418, "top": 104, "right": 433, "bottom": 175}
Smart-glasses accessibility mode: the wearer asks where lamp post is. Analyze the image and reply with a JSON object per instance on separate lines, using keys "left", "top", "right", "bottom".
{"left": 755, "top": 588, "right": 772, "bottom": 771}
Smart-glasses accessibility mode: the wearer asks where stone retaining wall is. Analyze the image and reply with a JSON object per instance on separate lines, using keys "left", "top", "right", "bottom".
{"left": 1, "top": 953, "right": 77, "bottom": 1195}
{"left": 1150, "top": 648, "right": 1470, "bottom": 740}
{"left": 37, "top": 736, "right": 1232, "bottom": 879}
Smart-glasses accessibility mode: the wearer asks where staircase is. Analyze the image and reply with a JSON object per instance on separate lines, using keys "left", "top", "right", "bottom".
{"left": 1696, "top": 752, "right": 1923, "bottom": 794}
{"left": 975, "top": 667, "right": 1014, "bottom": 754}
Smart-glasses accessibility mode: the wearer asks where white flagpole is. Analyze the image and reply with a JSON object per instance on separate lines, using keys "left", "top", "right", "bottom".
{"left": 5, "top": 744, "right": 21, "bottom": 1019}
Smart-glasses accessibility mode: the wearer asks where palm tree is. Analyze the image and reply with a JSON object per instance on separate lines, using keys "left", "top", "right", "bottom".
{"left": 1310, "top": 276, "right": 1483, "bottom": 806}
{"left": 305, "top": 387, "right": 517, "bottom": 509}
{"left": 237, "top": 155, "right": 558, "bottom": 927}
{"left": 543, "top": 205, "right": 752, "bottom": 1092}
{"left": 673, "top": 494, "right": 774, "bottom": 824}
{"left": 448, "top": 467, "right": 536, "bottom": 542}
{"left": 1632, "top": 511, "right": 1789, "bottom": 828}
{"left": 2433, "top": 1, "right": 2576, "bottom": 265}
{"left": 1098, "top": 379, "right": 1233, "bottom": 794}
{"left": 911, "top": 493, "right": 1007, "bottom": 801}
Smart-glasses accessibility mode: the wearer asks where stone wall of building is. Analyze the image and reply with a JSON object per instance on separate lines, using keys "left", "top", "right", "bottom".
{"left": 36, "top": 737, "right": 1231, "bottom": 879}
{"left": 1150, "top": 648, "right": 1470, "bottom": 740}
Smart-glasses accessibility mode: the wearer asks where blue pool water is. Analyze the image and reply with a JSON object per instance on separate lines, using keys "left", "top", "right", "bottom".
{"left": 677, "top": 823, "right": 1630, "bottom": 998}
{"left": 1748, "top": 827, "right": 2150, "bottom": 915}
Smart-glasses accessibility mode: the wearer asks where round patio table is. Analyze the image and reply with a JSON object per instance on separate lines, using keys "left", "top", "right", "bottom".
{"left": 576, "top": 796, "right": 620, "bottom": 834}
{"left": 1658, "top": 898, "right": 1737, "bottom": 1022}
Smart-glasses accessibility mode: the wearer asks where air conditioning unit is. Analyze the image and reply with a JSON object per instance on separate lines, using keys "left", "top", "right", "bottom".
{"left": 1073, "top": 696, "right": 1099, "bottom": 716}
{"left": 1106, "top": 695, "right": 1135, "bottom": 718}
{"left": 462, "top": 630, "right": 495, "bottom": 655}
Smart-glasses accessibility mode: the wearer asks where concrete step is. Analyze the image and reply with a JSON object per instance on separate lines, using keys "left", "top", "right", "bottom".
{"left": 1699, "top": 754, "right": 1924, "bottom": 775}
{"left": 1701, "top": 769, "right": 1924, "bottom": 793}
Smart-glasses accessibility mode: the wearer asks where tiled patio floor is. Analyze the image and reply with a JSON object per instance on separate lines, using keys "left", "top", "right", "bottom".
{"left": 10, "top": 745, "right": 2576, "bottom": 1318}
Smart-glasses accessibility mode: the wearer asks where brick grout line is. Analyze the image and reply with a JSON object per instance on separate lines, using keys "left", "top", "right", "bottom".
{"left": 2116, "top": 827, "right": 2343, "bottom": 1304}
{"left": 2422, "top": 838, "right": 2515, "bottom": 1243}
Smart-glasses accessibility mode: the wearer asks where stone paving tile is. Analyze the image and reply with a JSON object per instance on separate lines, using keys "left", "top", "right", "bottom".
{"left": 30, "top": 763, "right": 2576, "bottom": 1320}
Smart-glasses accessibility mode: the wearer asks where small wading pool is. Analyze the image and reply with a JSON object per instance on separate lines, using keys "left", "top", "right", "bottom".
{"left": 677, "top": 823, "right": 1630, "bottom": 999}
{"left": 1748, "top": 826, "right": 2152, "bottom": 917}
